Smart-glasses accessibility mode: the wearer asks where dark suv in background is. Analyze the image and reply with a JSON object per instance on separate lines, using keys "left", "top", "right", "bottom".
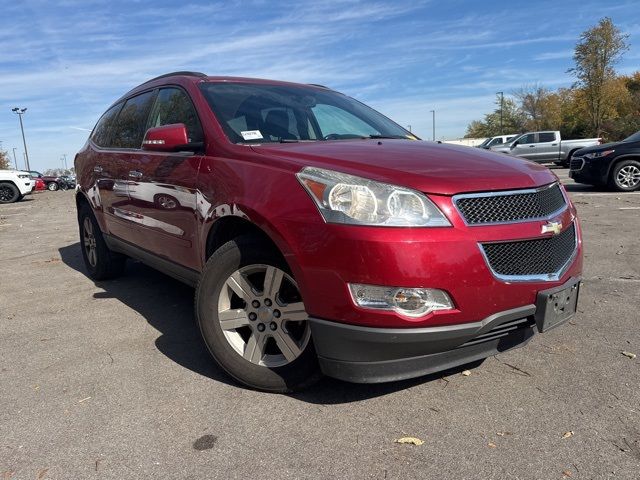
{"left": 75, "top": 72, "right": 582, "bottom": 392}
{"left": 570, "top": 130, "right": 640, "bottom": 191}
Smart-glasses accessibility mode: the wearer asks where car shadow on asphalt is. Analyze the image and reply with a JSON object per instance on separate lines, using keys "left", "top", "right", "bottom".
{"left": 59, "top": 242, "right": 477, "bottom": 403}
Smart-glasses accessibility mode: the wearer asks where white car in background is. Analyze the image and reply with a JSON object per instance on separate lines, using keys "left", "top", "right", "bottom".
{"left": 0, "top": 170, "right": 34, "bottom": 204}
{"left": 476, "top": 134, "right": 519, "bottom": 149}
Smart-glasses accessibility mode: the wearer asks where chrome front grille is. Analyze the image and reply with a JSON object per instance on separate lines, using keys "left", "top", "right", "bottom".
{"left": 570, "top": 157, "right": 585, "bottom": 171}
{"left": 454, "top": 183, "right": 567, "bottom": 225}
{"left": 480, "top": 223, "right": 577, "bottom": 281}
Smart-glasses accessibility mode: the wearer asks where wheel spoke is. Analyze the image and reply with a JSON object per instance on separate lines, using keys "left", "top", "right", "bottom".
{"left": 273, "top": 330, "right": 302, "bottom": 362}
{"left": 218, "top": 308, "right": 250, "bottom": 330}
{"left": 278, "top": 301, "right": 307, "bottom": 321}
{"left": 243, "top": 334, "right": 265, "bottom": 363}
{"left": 263, "top": 266, "right": 284, "bottom": 298}
{"left": 89, "top": 249, "right": 97, "bottom": 266}
{"left": 226, "top": 271, "right": 255, "bottom": 300}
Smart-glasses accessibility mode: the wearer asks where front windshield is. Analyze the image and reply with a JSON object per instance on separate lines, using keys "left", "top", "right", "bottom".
{"left": 477, "top": 138, "right": 492, "bottom": 148}
{"left": 623, "top": 130, "right": 640, "bottom": 142}
{"left": 199, "top": 82, "right": 415, "bottom": 144}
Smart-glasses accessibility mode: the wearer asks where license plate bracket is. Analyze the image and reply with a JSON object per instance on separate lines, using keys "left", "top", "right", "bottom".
{"left": 534, "top": 278, "right": 580, "bottom": 333}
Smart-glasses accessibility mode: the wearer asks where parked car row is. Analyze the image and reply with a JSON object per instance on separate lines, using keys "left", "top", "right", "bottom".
{"left": 28, "top": 171, "right": 76, "bottom": 191}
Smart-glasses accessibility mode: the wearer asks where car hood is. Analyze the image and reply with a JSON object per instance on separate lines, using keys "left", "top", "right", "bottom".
{"left": 574, "top": 141, "right": 620, "bottom": 156}
{"left": 251, "top": 140, "right": 556, "bottom": 195}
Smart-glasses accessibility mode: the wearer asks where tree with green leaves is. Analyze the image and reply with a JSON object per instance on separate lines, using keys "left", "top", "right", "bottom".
{"left": 465, "top": 95, "right": 526, "bottom": 138}
{"left": 569, "top": 17, "right": 629, "bottom": 137}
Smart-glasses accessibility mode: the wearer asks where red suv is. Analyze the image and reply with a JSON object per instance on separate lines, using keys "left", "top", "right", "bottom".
{"left": 75, "top": 72, "right": 583, "bottom": 392}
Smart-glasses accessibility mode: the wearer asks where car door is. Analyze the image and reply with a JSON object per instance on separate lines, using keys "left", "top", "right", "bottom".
{"left": 89, "top": 101, "right": 127, "bottom": 233}
{"left": 102, "top": 90, "right": 157, "bottom": 242}
{"left": 120, "top": 86, "right": 204, "bottom": 271}
{"left": 534, "top": 132, "right": 560, "bottom": 163}
{"left": 510, "top": 133, "right": 537, "bottom": 159}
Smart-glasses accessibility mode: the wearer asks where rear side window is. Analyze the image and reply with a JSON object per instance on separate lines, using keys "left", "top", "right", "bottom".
{"left": 111, "top": 91, "right": 155, "bottom": 149}
{"left": 519, "top": 134, "right": 536, "bottom": 144}
{"left": 538, "top": 132, "right": 556, "bottom": 143}
{"left": 91, "top": 103, "right": 122, "bottom": 147}
{"left": 147, "top": 88, "right": 203, "bottom": 143}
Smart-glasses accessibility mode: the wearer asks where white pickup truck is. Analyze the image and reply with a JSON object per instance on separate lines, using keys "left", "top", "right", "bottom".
{"left": 0, "top": 170, "right": 35, "bottom": 204}
{"left": 490, "top": 131, "right": 601, "bottom": 165}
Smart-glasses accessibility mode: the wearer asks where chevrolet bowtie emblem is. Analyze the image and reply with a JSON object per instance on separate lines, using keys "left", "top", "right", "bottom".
{"left": 542, "top": 221, "right": 563, "bottom": 235}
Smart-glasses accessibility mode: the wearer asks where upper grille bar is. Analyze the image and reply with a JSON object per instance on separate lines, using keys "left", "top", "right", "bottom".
{"left": 453, "top": 183, "right": 567, "bottom": 225}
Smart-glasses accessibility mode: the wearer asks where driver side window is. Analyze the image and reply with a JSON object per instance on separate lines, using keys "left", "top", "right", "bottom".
{"left": 518, "top": 134, "right": 536, "bottom": 145}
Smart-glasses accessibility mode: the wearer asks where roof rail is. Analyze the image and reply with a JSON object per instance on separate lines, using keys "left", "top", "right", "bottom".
{"left": 143, "top": 71, "right": 208, "bottom": 84}
{"left": 308, "top": 83, "right": 331, "bottom": 89}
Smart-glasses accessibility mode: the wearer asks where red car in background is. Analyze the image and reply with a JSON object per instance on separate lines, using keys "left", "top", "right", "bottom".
{"left": 74, "top": 72, "right": 583, "bottom": 392}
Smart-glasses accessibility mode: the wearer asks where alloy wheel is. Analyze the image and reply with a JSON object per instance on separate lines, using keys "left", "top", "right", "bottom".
{"left": 82, "top": 217, "right": 98, "bottom": 267}
{"left": 0, "top": 185, "right": 14, "bottom": 202}
{"left": 217, "top": 264, "right": 310, "bottom": 368}
{"left": 617, "top": 165, "right": 640, "bottom": 189}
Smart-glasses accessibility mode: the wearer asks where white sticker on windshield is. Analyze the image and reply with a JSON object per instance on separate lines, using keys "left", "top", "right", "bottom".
{"left": 240, "top": 130, "right": 263, "bottom": 141}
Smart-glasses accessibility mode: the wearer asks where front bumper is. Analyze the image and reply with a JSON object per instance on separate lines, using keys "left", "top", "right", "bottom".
{"left": 310, "top": 304, "right": 535, "bottom": 383}
{"left": 569, "top": 156, "right": 610, "bottom": 185}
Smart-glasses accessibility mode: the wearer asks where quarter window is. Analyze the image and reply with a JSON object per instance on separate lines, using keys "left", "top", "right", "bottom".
{"left": 91, "top": 103, "right": 122, "bottom": 147}
{"left": 147, "top": 88, "right": 204, "bottom": 143}
{"left": 111, "top": 91, "right": 155, "bottom": 148}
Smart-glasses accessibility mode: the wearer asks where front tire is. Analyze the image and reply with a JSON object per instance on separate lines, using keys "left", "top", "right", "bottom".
{"left": 0, "top": 182, "right": 20, "bottom": 204}
{"left": 195, "top": 235, "right": 320, "bottom": 392}
{"left": 610, "top": 159, "right": 640, "bottom": 192}
{"left": 47, "top": 182, "right": 59, "bottom": 191}
{"left": 78, "top": 205, "right": 126, "bottom": 280}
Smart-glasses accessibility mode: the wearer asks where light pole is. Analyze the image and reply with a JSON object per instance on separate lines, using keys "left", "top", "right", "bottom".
{"left": 496, "top": 92, "right": 504, "bottom": 135}
{"left": 11, "top": 107, "right": 30, "bottom": 171}
{"left": 12, "top": 148, "right": 18, "bottom": 169}
{"left": 62, "top": 153, "right": 68, "bottom": 170}
{"left": 407, "top": 125, "right": 412, "bottom": 133}
{"left": 430, "top": 110, "right": 436, "bottom": 141}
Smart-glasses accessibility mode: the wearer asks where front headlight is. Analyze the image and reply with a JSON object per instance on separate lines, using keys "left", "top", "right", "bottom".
{"left": 296, "top": 166, "right": 450, "bottom": 227}
{"left": 583, "top": 149, "right": 614, "bottom": 159}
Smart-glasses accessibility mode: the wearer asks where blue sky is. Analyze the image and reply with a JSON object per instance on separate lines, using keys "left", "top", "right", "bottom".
{"left": 1, "top": 0, "right": 639, "bottom": 172}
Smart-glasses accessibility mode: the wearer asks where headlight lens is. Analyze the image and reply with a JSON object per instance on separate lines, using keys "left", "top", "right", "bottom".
{"left": 583, "top": 149, "right": 614, "bottom": 159}
{"left": 296, "top": 167, "right": 450, "bottom": 227}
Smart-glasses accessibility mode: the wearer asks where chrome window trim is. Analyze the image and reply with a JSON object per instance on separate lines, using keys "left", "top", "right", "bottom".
{"left": 452, "top": 182, "right": 568, "bottom": 226}
{"left": 478, "top": 222, "right": 579, "bottom": 282}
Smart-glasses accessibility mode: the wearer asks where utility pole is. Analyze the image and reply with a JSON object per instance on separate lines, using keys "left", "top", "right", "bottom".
{"left": 497, "top": 92, "right": 504, "bottom": 135}
{"left": 407, "top": 125, "right": 412, "bottom": 133}
{"left": 430, "top": 110, "right": 436, "bottom": 141}
{"left": 11, "top": 107, "right": 30, "bottom": 171}
{"left": 62, "top": 153, "right": 68, "bottom": 170}
{"left": 12, "top": 148, "right": 18, "bottom": 169}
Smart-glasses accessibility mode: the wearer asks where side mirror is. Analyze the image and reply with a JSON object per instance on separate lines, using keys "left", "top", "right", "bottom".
{"left": 142, "top": 124, "right": 202, "bottom": 152}
{"left": 510, "top": 141, "right": 518, "bottom": 149}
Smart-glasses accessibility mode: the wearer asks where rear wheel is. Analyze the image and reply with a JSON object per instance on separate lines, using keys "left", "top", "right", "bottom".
{"left": 195, "top": 235, "right": 320, "bottom": 392}
{"left": 0, "top": 182, "right": 20, "bottom": 204}
{"left": 47, "top": 182, "right": 59, "bottom": 191}
{"left": 610, "top": 160, "right": 640, "bottom": 192}
{"left": 78, "top": 205, "right": 126, "bottom": 280}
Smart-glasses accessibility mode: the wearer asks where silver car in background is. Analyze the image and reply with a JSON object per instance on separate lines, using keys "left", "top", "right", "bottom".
{"left": 491, "top": 130, "right": 601, "bottom": 165}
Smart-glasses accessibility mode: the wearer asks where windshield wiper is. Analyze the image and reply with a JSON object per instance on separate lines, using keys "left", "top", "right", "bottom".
{"left": 279, "top": 138, "right": 299, "bottom": 143}
{"left": 366, "top": 134, "right": 407, "bottom": 139}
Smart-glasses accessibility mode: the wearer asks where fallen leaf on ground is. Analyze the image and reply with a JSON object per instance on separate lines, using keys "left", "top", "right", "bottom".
{"left": 562, "top": 431, "right": 574, "bottom": 439}
{"left": 395, "top": 437, "right": 424, "bottom": 446}
{"left": 622, "top": 351, "right": 637, "bottom": 359}
{"left": 487, "top": 442, "right": 497, "bottom": 448}
{"left": 496, "top": 431, "right": 512, "bottom": 437}
{"left": 562, "top": 470, "right": 572, "bottom": 478}
{"left": 461, "top": 370, "right": 471, "bottom": 376}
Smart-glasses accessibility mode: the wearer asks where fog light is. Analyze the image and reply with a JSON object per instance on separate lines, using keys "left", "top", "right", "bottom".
{"left": 348, "top": 284, "right": 453, "bottom": 317}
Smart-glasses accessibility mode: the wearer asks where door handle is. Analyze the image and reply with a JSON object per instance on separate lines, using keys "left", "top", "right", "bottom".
{"left": 128, "top": 170, "right": 143, "bottom": 178}
{"left": 93, "top": 166, "right": 103, "bottom": 173}
{"left": 529, "top": 145, "right": 535, "bottom": 148}
{"left": 551, "top": 143, "right": 558, "bottom": 146}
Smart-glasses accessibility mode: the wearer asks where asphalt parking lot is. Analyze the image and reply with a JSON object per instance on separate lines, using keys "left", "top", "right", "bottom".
{"left": 1, "top": 168, "right": 639, "bottom": 480}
